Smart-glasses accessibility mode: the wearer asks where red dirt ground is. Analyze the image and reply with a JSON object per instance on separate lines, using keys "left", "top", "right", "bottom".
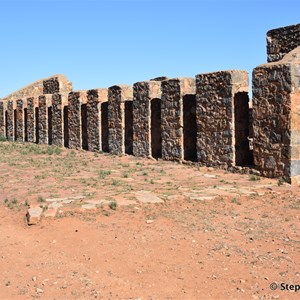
{"left": 0, "top": 142, "right": 299, "bottom": 299}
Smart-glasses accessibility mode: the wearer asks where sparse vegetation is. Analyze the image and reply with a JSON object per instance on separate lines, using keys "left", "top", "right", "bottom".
{"left": 249, "top": 174, "right": 260, "bottom": 181}
{"left": 109, "top": 200, "right": 117, "bottom": 210}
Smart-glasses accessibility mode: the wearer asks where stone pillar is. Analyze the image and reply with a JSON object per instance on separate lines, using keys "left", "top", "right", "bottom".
{"left": 87, "top": 88, "right": 108, "bottom": 152}
{"left": 252, "top": 59, "right": 300, "bottom": 183}
{"left": 161, "top": 78, "right": 195, "bottom": 161}
{"left": 0, "top": 101, "right": 6, "bottom": 138}
{"left": 38, "top": 95, "right": 52, "bottom": 144}
{"left": 68, "top": 91, "right": 85, "bottom": 149}
{"left": 27, "top": 97, "right": 38, "bottom": 143}
{"left": 16, "top": 99, "right": 25, "bottom": 142}
{"left": 108, "top": 85, "right": 133, "bottom": 155}
{"left": 6, "top": 100, "right": 14, "bottom": 141}
{"left": 196, "top": 70, "right": 249, "bottom": 166}
{"left": 51, "top": 94, "right": 67, "bottom": 147}
{"left": 133, "top": 81, "right": 161, "bottom": 157}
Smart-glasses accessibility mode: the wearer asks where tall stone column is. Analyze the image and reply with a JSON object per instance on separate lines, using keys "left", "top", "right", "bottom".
{"left": 161, "top": 78, "right": 195, "bottom": 161}
{"left": 51, "top": 93, "right": 68, "bottom": 147}
{"left": 133, "top": 80, "right": 161, "bottom": 157}
{"left": 108, "top": 85, "right": 133, "bottom": 155}
{"left": 16, "top": 99, "right": 25, "bottom": 142}
{"left": 196, "top": 70, "right": 249, "bottom": 166}
{"left": 68, "top": 91, "right": 86, "bottom": 149}
{"left": 6, "top": 100, "right": 15, "bottom": 141}
{"left": 0, "top": 101, "right": 6, "bottom": 138}
{"left": 87, "top": 88, "right": 108, "bottom": 152}
{"left": 38, "top": 95, "right": 52, "bottom": 144}
{"left": 253, "top": 54, "right": 300, "bottom": 183}
{"left": 27, "top": 97, "right": 38, "bottom": 143}
{"left": 38, "top": 95, "right": 47, "bottom": 144}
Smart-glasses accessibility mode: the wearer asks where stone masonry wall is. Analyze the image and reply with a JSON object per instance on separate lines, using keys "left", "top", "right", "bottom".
{"left": 0, "top": 101, "right": 6, "bottom": 137}
{"left": 16, "top": 99, "right": 25, "bottom": 142}
{"left": 68, "top": 92, "right": 85, "bottom": 149}
{"left": 1, "top": 22, "right": 300, "bottom": 184}
{"left": 26, "top": 97, "right": 37, "bottom": 143}
{"left": 196, "top": 70, "right": 249, "bottom": 166}
{"left": 108, "top": 85, "right": 133, "bottom": 155}
{"left": 161, "top": 78, "right": 195, "bottom": 161}
{"left": 1, "top": 75, "right": 72, "bottom": 102}
{"left": 252, "top": 61, "right": 300, "bottom": 183}
{"left": 6, "top": 100, "right": 14, "bottom": 141}
{"left": 133, "top": 80, "right": 161, "bottom": 157}
{"left": 87, "top": 89, "right": 108, "bottom": 152}
{"left": 267, "top": 23, "right": 300, "bottom": 63}
{"left": 38, "top": 95, "right": 49, "bottom": 144}
{"left": 51, "top": 94, "right": 65, "bottom": 147}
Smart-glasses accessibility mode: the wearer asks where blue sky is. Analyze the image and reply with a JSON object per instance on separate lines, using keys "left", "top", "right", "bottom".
{"left": 0, "top": 0, "right": 299, "bottom": 98}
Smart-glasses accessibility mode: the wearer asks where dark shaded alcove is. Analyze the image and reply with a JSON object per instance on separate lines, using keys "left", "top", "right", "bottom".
{"left": 5, "top": 111, "right": 8, "bottom": 139}
{"left": 125, "top": 101, "right": 133, "bottom": 155}
{"left": 151, "top": 98, "right": 162, "bottom": 158}
{"left": 101, "top": 102, "right": 109, "bottom": 152}
{"left": 35, "top": 107, "right": 39, "bottom": 144}
{"left": 14, "top": 109, "right": 17, "bottom": 141}
{"left": 63, "top": 106, "right": 69, "bottom": 148}
{"left": 81, "top": 104, "right": 88, "bottom": 150}
{"left": 183, "top": 95, "right": 197, "bottom": 161}
{"left": 24, "top": 108, "right": 28, "bottom": 142}
{"left": 234, "top": 92, "right": 253, "bottom": 166}
{"left": 48, "top": 107, "right": 53, "bottom": 145}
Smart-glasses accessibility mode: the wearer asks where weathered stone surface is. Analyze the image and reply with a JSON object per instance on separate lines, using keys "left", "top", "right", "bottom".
{"left": 51, "top": 94, "right": 67, "bottom": 147}
{"left": 87, "top": 89, "right": 108, "bottom": 151}
{"left": 252, "top": 60, "right": 300, "bottom": 183}
{"left": 6, "top": 100, "right": 15, "bottom": 141}
{"left": 0, "top": 101, "right": 6, "bottom": 138}
{"left": 16, "top": 99, "right": 25, "bottom": 142}
{"left": 108, "top": 85, "right": 133, "bottom": 155}
{"left": 68, "top": 92, "right": 85, "bottom": 149}
{"left": 2, "top": 74, "right": 72, "bottom": 101}
{"left": 38, "top": 95, "right": 51, "bottom": 145}
{"left": 161, "top": 78, "right": 195, "bottom": 161}
{"left": 135, "top": 190, "right": 164, "bottom": 203}
{"left": 26, "top": 97, "right": 38, "bottom": 143}
{"left": 267, "top": 23, "right": 300, "bottom": 63}
{"left": 26, "top": 206, "right": 43, "bottom": 225}
{"left": 196, "top": 70, "right": 249, "bottom": 166}
{"left": 133, "top": 80, "right": 161, "bottom": 157}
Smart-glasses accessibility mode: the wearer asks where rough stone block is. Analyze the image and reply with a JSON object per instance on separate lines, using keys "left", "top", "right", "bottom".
{"left": 87, "top": 88, "right": 108, "bottom": 152}
{"left": 267, "top": 23, "right": 300, "bottom": 63}
{"left": 26, "top": 206, "right": 43, "bottom": 225}
{"left": 108, "top": 85, "right": 133, "bottom": 155}
{"left": 133, "top": 80, "right": 161, "bottom": 157}
{"left": 161, "top": 78, "right": 195, "bottom": 161}
{"left": 196, "top": 70, "right": 249, "bottom": 166}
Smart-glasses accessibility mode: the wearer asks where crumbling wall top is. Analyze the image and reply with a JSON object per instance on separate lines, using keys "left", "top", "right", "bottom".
{"left": 1, "top": 74, "right": 72, "bottom": 101}
{"left": 267, "top": 23, "right": 300, "bottom": 63}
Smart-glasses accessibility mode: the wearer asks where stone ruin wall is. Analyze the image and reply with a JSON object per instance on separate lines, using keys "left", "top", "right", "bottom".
{"left": 1, "top": 23, "right": 300, "bottom": 184}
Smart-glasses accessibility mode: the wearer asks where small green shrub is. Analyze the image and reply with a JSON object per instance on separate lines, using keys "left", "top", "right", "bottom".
{"left": 109, "top": 200, "right": 117, "bottom": 210}
{"left": 0, "top": 136, "right": 6, "bottom": 142}
{"left": 249, "top": 174, "right": 260, "bottom": 181}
